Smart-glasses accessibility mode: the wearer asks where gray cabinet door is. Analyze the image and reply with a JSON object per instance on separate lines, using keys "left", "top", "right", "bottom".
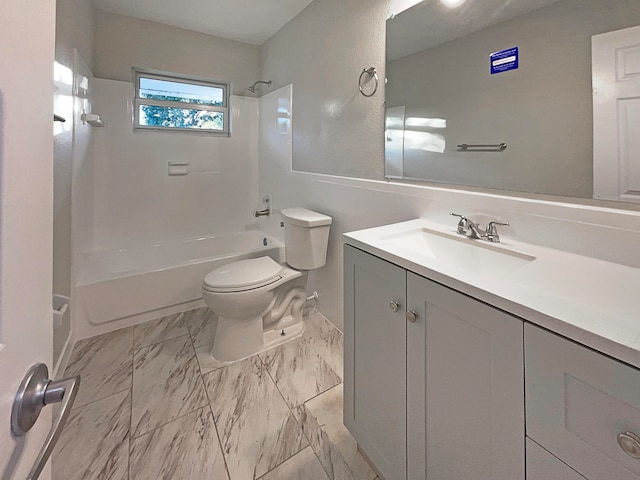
{"left": 526, "top": 324, "right": 640, "bottom": 480}
{"left": 407, "top": 273, "right": 525, "bottom": 480}
{"left": 526, "top": 438, "right": 587, "bottom": 480}
{"left": 344, "top": 245, "right": 407, "bottom": 480}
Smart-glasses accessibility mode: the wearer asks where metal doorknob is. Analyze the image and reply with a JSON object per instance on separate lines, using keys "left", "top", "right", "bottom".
{"left": 406, "top": 311, "right": 419, "bottom": 323}
{"left": 618, "top": 431, "right": 640, "bottom": 459}
{"left": 11, "top": 363, "right": 80, "bottom": 480}
{"left": 389, "top": 301, "right": 401, "bottom": 312}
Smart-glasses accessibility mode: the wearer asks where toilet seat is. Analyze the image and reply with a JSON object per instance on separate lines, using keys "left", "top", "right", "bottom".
{"left": 203, "top": 256, "right": 284, "bottom": 293}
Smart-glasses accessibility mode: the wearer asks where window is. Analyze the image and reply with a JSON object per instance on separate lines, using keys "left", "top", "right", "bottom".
{"left": 134, "top": 69, "right": 230, "bottom": 135}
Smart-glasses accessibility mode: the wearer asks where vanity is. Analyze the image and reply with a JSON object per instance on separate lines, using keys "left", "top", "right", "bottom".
{"left": 343, "top": 218, "right": 640, "bottom": 480}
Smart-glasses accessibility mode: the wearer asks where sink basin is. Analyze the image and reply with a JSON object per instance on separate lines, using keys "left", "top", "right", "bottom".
{"left": 380, "top": 227, "right": 536, "bottom": 274}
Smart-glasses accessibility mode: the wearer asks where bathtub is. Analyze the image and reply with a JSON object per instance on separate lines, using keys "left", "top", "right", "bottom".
{"left": 76, "top": 231, "right": 285, "bottom": 325}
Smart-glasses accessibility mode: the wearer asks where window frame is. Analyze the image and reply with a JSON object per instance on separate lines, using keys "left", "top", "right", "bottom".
{"left": 133, "top": 68, "right": 231, "bottom": 136}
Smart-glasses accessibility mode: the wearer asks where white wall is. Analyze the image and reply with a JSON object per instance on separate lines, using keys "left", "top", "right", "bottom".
{"left": 259, "top": 0, "right": 389, "bottom": 178}
{"left": 54, "top": 0, "right": 94, "bottom": 369}
{"left": 258, "top": 2, "right": 640, "bottom": 331}
{"left": 93, "top": 9, "right": 260, "bottom": 95}
{"left": 54, "top": 0, "right": 94, "bottom": 296}
{"left": 88, "top": 79, "right": 259, "bottom": 250}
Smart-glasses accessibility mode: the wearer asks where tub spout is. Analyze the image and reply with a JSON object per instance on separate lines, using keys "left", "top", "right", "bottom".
{"left": 255, "top": 208, "right": 270, "bottom": 217}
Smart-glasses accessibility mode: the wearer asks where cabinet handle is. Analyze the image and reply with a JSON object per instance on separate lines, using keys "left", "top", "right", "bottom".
{"left": 389, "top": 301, "right": 401, "bottom": 312}
{"left": 406, "top": 310, "right": 418, "bottom": 323}
{"left": 618, "top": 432, "right": 640, "bottom": 459}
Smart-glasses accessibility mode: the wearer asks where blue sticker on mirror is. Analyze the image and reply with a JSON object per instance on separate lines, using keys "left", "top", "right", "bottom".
{"left": 491, "top": 47, "right": 519, "bottom": 74}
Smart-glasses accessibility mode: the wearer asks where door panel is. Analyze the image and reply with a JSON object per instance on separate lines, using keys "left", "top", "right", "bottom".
{"left": 408, "top": 274, "right": 524, "bottom": 480}
{"left": 593, "top": 24, "right": 640, "bottom": 202}
{"left": 526, "top": 324, "right": 640, "bottom": 480}
{"left": 0, "top": 1, "right": 56, "bottom": 479}
{"left": 344, "top": 245, "right": 407, "bottom": 480}
{"left": 526, "top": 438, "right": 587, "bottom": 480}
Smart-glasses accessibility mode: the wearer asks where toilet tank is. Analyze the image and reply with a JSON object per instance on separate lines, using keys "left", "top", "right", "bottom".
{"left": 281, "top": 208, "right": 332, "bottom": 270}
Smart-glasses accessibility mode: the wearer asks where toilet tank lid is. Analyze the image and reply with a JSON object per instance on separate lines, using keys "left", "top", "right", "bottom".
{"left": 281, "top": 208, "right": 332, "bottom": 227}
{"left": 204, "top": 256, "right": 283, "bottom": 289}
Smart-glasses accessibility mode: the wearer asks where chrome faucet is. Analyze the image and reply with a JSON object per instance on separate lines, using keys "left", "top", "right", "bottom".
{"left": 450, "top": 213, "right": 509, "bottom": 243}
{"left": 254, "top": 195, "right": 271, "bottom": 217}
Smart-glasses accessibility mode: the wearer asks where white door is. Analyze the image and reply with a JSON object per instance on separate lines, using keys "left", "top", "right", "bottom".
{"left": 0, "top": 1, "right": 57, "bottom": 479}
{"left": 593, "top": 25, "right": 640, "bottom": 203}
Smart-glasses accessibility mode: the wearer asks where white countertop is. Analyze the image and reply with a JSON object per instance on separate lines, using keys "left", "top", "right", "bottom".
{"left": 344, "top": 219, "right": 640, "bottom": 369}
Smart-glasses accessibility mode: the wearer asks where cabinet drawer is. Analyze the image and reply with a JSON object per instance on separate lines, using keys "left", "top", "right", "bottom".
{"left": 526, "top": 438, "right": 586, "bottom": 480}
{"left": 526, "top": 324, "right": 640, "bottom": 480}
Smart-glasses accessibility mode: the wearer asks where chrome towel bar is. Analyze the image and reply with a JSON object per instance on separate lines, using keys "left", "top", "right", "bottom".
{"left": 457, "top": 143, "right": 507, "bottom": 152}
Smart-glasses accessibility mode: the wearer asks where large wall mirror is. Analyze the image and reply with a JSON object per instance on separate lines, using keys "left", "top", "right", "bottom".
{"left": 385, "top": 0, "right": 640, "bottom": 205}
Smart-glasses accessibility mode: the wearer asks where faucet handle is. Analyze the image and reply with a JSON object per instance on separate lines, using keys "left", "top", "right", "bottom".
{"left": 485, "top": 221, "right": 509, "bottom": 243}
{"left": 450, "top": 212, "right": 469, "bottom": 234}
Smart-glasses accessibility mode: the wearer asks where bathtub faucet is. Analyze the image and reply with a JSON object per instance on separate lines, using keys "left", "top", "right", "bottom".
{"left": 255, "top": 195, "right": 271, "bottom": 217}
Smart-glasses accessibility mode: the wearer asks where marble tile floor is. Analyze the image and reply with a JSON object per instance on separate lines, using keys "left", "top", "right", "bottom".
{"left": 53, "top": 307, "right": 379, "bottom": 480}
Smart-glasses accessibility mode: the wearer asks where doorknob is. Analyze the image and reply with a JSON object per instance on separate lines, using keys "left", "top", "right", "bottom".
{"left": 11, "top": 363, "right": 80, "bottom": 480}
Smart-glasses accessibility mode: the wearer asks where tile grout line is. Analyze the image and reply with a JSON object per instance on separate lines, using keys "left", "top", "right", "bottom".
{"left": 130, "top": 321, "right": 208, "bottom": 439}
{"left": 191, "top": 331, "right": 232, "bottom": 480}
{"left": 129, "top": 390, "right": 209, "bottom": 440}
{"left": 132, "top": 308, "right": 210, "bottom": 351}
{"left": 261, "top": 316, "right": 348, "bottom": 480}
{"left": 260, "top": 349, "right": 335, "bottom": 480}
{"left": 259, "top": 350, "right": 318, "bottom": 475}
{"left": 296, "top": 379, "right": 344, "bottom": 411}
{"left": 133, "top": 331, "right": 191, "bottom": 354}
{"left": 255, "top": 446, "right": 331, "bottom": 480}
{"left": 128, "top": 326, "right": 133, "bottom": 480}
{"left": 70, "top": 387, "right": 132, "bottom": 411}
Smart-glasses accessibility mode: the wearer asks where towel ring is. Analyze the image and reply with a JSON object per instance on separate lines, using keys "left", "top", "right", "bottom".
{"left": 359, "top": 67, "right": 378, "bottom": 97}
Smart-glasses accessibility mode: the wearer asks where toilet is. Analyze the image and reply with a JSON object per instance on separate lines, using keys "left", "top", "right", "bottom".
{"left": 202, "top": 208, "right": 332, "bottom": 362}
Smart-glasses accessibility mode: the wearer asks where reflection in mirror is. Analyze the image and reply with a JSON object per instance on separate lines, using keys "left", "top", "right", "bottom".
{"left": 385, "top": 0, "right": 640, "bottom": 204}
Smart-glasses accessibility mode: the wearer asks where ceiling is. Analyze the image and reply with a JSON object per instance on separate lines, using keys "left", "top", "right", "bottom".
{"left": 387, "top": 0, "right": 564, "bottom": 61}
{"left": 92, "top": 0, "right": 315, "bottom": 45}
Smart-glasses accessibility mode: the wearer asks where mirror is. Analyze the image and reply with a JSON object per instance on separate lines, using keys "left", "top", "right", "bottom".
{"left": 385, "top": 0, "right": 640, "bottom": 204}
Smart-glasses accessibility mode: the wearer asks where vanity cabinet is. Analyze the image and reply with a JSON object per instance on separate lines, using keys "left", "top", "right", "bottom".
{"left": 526, "top": 324, "right": 640, "bottom": 480}
{"left": 343, "top": 245, "right": 525, "bottom": 480}
{"left": 343, "top": 245, "right": 407, "bottom": 479}
{"left": 526, "top": 438, "right": 587, "bottom": 480}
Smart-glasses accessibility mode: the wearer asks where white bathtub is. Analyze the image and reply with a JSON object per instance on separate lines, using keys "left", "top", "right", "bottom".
{"left": 76, "top": 231, "right": 285, "bottom": 325}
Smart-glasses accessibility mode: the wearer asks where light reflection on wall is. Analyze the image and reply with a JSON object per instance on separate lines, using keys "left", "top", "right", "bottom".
{"left": 277, "top": 98, "right": 291, "bottom": 134}
{"left": 405, "top": 117, "right": 447, "bottom": 129}
{"left": 404, "top": 130, "right": 446, "bottom": 154}
{"left": 53, "top": 61, "right": 74, "bottom": 136}
{"left": 385, "top": 111, "right": 449, "bottom": 177}
{"left": 404, "top": 116, "right": 447, "bottom": 154}
{"left": 385, "top": 105, "right": 406, "bottom": 177}
{"left": 390, "top": 0, "right": 425, "bottom": 16}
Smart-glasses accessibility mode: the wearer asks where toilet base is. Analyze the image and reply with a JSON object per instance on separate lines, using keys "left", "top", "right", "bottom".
{"left": 211, "top": 315, "right": 264, "bottom": 362}
{"left": 210, "top": 317, "right": 305, "bottom": 363}
{"left": 263, "top": 318, "right": 304, "bottom": 351}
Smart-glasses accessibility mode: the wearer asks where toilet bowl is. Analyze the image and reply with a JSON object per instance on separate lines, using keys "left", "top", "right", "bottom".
{"left": 202, "top": 208, "right": 332, "bottom": 362}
